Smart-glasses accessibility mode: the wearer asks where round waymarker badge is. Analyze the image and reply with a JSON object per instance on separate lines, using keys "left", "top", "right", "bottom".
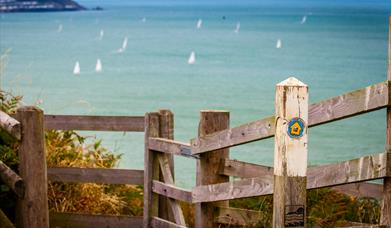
{"left": 287, "top": 118, "right": 305, "bottom": 139}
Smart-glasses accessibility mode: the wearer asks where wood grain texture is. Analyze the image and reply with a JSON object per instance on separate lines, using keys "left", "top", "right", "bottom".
{"left": 195, "top": 111, "right": 230, "bottom": 228}
{"left": 192, "top": 176, "right": 273, "bottom": 203}
{"left": 151, "top": 217, "right": 187, "bottom": 228}
{"left": 143, "top": 112, "right": 160, "bottom": 228}
{"left": 148, "top": 138, "right": 195, "bottom": 158}
{"left": 152, "top": 180, "right": 192, "bottom": 203}
{"left": 157, "top": 154, "right": 186, "bottom": 226}
{"left": 44, "top": 115, "right": 144, "bottom": 132}
{"left": 47, "top": 167, "right": 144, "bottom": 185}
{"left": 0, "top": 111, "right": 21, "bottom": 140}
{"left": 219, "top": 159, "right": 273, "bottom": 178}
{"left": 307, "top": 152, "right": 389, "bottom": 189}
{"left": 382, "top": 14, "right": 391, "bottom": 227}
{"left": 0, "top": 160, "right": 24, "bottom": 198}
{"left": 49, "top": 212, "right": 143, "bottom": 228}
{"left": 331, "top": 182, "right": 383, "bottom": 199}
{"left": 15, "top": 106, "right": 49, "bottom": 228}
{"left": 191, "top": 81, "right": 389, "bottom": 155}
{"left": 215, "top": 207, "right": 267, "bottom": 226}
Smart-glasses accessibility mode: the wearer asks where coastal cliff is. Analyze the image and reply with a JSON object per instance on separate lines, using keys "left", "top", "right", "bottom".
{"left": 0, "top": 0, "right": 86, "bottom": 12}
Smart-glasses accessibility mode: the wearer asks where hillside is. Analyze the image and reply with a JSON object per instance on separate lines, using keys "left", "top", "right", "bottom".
{"left": 0, "top": 0, "right": 86, "bottom": 12}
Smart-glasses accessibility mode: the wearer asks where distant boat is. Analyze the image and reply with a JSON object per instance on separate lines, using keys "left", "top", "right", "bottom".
{"left": 73, "top": 61, "right": 80, "bottom": 75}
{"left": 57, "top": 24, "right": 63, "bottom": 33}
{"left": 234, "top": 22, "right": 240, "bottom": 33}
{"left": 196, "top": 19, "right": 202, "bottom": 29}
{"left": 300, "top": 15, "right": 307, "bottom": 24}
{"left": 276, "top": 39, "right": 282, "bottom": 49}
{"left": 188, "top": 51, "right": 196, "bottom": 64}
{"left": 141, "top": 17, "right": 146, "bottom": 22}
{"left": 95, "top": 59, "right": 102, "bottom": 73}
{"left": 98, "top": 29, "right": 104, "bottom": 40}
{"left": 117, "top": 37, "right": 128, "bottom": 53}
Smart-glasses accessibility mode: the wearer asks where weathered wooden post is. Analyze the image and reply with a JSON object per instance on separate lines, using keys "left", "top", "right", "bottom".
{"left": 273, "top": 77, "right": 308, "bottom": 228}
{"left": 195, "top": 110, "right": 229, "bottom": 228}
{"left": 143, "top": 112, "right": 160, "bottom": 228}
{"left": 16, "top": 106, "right": 49, "bottom": 228}
{"left": 158, "top": 110, "right": 175, "bottom": 222}
{"left": 381, "top": 14, "right": 391, "bottom": 227}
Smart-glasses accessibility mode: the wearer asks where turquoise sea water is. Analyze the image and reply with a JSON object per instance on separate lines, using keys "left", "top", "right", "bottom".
{"left": 0, "top": 0, "right": 390, "bottom": 188}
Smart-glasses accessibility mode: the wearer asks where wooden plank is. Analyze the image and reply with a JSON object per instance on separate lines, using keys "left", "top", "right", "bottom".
{"left": 215, "top": 207, "right": 266, "bottom": 226}
{"left": 331, "top": 182, "right": 383, "bottom": 199}
{"left": 15, "top": 106, "right": 49, "bottom": 228}
{"left": 195, "top": 111, "right": 230, "bottom": 228}
{"left": 0, "top": 160, "right": 24, "bottom": 198}
{"left": 192, "top": 176, "right": 273, "bottom": 203}
{"left": 143, "top": 112, "right": 160, "bottom": 228}
{"left": 219, "top": 159, "right": 273, "bottom": 178}
{"left": 148, "top": 138, "right": 197, "bottom": 159}
{"left": 273, "top": 77, "right": 308, "bottom": 227}
{"left": 157, "top": 154, "right": 186, "bottom": 226}
{"left": 382, "top": 14, "right": 391, "bottom": 228}
{"left": 0, "top": 110, "right": 21, "bottom": 140}
{"left": 44, "top": 115, "right": 144, "bottom": 132}
{"left": 152, "top": 180, "right": 192, "bottom": 203}
{"left": 307, "top": 152, "right": 390, "bottom": 189}
{"left": 191, "top": 81, "right": 390, "bottom": 155}
{"left": 47, "top": 167, "right": 144, "bottom": 185}
{"left": 49, "top": 212, "right": 143, "bottom": 228}
{"left": 151, "top": 217, "right": 186, "bottom": 228}
{"left": 193, "top": 153, "right": 389, "bottom": 203}
{"left": 158, "top": 109, "right": 175, "bottom": 222}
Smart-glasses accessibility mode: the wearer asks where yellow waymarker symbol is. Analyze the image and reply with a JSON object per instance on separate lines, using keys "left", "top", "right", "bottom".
{"left": 289, "top": 122, "right": 302, "bottom": 135}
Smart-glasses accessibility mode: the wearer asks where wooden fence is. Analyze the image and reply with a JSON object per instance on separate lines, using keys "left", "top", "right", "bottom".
{"left": 0, "top": 15, "right": 391, "bottom": 228}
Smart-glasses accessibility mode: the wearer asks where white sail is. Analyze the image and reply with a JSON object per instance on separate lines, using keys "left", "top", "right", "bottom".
{"left": 57, "top": 24, "right": 63, "bottom": 33}
{"left": 188, "top": 51, "right": 196, "bottom": 65}
{"left": 73, "top": 61, "right": 80, "bottom": 75}
{"left": 196, "top": 19, "right": 202, "bottom": 29}
{"left": 276, "top": 39, "right": 282, "bottom": 49}
{"left": 300, "top": 15, "right": 307, "bottom": 24}
{"left": 117, "top": 37, "right": 128, "bottom": 53}
{"left": 95, "top": 59, "right": 102, "bottom": 73}
{"left": 99, "top": 29, "right": 104, "bottom": 40}
{"left": 234, "top": 22, "right": 240, "bottom": 33}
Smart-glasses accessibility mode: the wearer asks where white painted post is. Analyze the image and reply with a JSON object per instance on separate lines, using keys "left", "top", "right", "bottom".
{"left": 273, "top": 77, "right": 308, "bottom": 228}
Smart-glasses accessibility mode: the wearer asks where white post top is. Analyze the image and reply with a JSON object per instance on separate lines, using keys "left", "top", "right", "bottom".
{"left": 276, "top": 77, "right": 307, "bottom": 87}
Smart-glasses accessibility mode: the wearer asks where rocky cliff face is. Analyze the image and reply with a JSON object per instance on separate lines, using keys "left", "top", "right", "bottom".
{"left": 0, "top": 0, "right": 86, "bottom": 12}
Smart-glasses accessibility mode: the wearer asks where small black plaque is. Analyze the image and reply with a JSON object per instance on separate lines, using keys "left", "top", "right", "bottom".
{"left": 285, "top": 205, "right": 304, "bottom": 227}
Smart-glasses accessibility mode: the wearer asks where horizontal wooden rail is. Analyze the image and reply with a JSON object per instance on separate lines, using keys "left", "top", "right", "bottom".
{"left": 191, "top": 81, "right": 390, "bottom": 154}
{"left": 49, "top": 212, "right": 143, "bottom": 228}
{"left": 0, "top": 160, "right": 24, "bottom": 198}
{"left": 0, "top": 111, "right": 21, "bottom": 140}
{"left": 44, "top": 115, "right": 145, "bottom": 132}
{"left": 331, "top": 182, "right": 383, "bottom": 199}
{"left": 152, "top": 180, "right": 192, "bottom": 203}
{"left": 194, "top": 152, "right": 390, "bottom": 203}
{"left": 215, "top": 207, "right": 266, "bottom": 226}
{"left": 219, "top": 159, "right": 273, "bottom": 178}
{"left": 151, "top": 216, "right": 187, "bottom": 228}
{"left": 47, "top": 167, "right": 144, "bottom": 185}
{"left": 149, "top": 138, "right": 198, "bottom": 159}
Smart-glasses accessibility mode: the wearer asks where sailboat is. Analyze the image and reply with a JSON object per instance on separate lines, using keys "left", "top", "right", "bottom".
{"left": 196, "top": 19, "right": 202, "bottom": 29}
{"left": 117, "top": 37, "right": 128, "bottom": 53}
{"left": 188, "top": 51, "right": 196, "bottom": 65}
{"left": 276, "top": 39, "right": 282, "bottom": 49}
{"left": 95, "top": 59, "right": 102, "bottom": 73}
{"left": 98, "top": 29, "right": 104, "bottom": 40}
{"left": 73, "top": 61, "right": 80, "bottom": 75}
{"left": 300, "top": 15, "right": 307, "bottom": 24}
{"left": 234, "top": 22, "right": 240, "bottom": 33}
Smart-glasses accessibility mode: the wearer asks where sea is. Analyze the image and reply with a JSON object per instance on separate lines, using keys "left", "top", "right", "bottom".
{"left": 0, "top": 0, "right": 390, "bottom": 188}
